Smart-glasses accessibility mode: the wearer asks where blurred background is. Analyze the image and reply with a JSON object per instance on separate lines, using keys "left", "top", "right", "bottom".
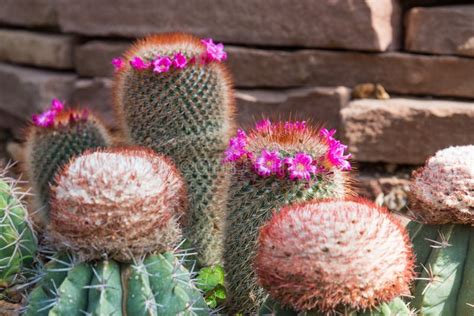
{"left": 0, "top": 0, "right": 473, "bottom": 212}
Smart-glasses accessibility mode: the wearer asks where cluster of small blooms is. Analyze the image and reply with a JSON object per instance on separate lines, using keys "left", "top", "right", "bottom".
{"left": 320, "top": 128, "right": 352, "bottom": 171}
{"left": 32, "top": 99, "right": 88, "bottom": 128}
{"left": 224, "top": 120, "right": 351, "bottom": 180}
{"left": 32, "top": 99, "right": 64, "bottom": 127}
{"left": 112, "top": 38, "right": 226, "bottom": 73}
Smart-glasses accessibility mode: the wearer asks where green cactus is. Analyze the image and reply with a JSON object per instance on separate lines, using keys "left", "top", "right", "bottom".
{"left": 0, "top": 170, "right": 37, "bottom": 294}
{"left": 25, "top": 106, "right": 110, "bottom": 224}
{"left": 113, "top": 33, "right": 235, "bottom": 267}
{"left": 24, "top": 252, "right": 209, "bottom": 316}
{"left": 223, "top": 121, "right": 352, "bottom": 313}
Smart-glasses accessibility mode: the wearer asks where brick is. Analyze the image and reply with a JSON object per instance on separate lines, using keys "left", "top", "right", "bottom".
{"left": 227, "top": 47, "right": 474, "bottom": 98}
{"left": 75, "top": 41, "right": 130, "bottom": 77}
{"left": 0, "top": 29, "right": 76, "bottom": 69}
{"left": 58, "top": 0, "right": 401, "bottom": 51}
{"left": 0, "top": 0, "right": 57, "bottom": 27}
{"left": 341, "top": 98, "right": 474, "bottom": 164}
{"left": 406, "top": 6, "right": 474, "bottom": 57}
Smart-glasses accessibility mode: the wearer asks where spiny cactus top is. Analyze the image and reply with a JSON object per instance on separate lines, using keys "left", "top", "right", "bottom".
{"left": 409, "top": 145, "right": 474, "bottom": 224}
{"left": 47, "top": 147, "right": 187, "bottom": 262}
{"left": 255, "top": 198, "right": 414, "bottom": 313}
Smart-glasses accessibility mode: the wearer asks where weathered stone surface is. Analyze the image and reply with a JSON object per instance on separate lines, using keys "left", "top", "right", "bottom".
{"left": 0, "top": 63, "right": 76, "bottom": 120}
{"left": 75, "top": 41, "right": 130, "bottom": 77}
{"left": 406, "top": 6, "right": 474, "bottom": 57}
{"left": 236, "top": 87, "right": 350, "bottom": 131}
{"left": 341, "top": 98, "right": 474, "bottom": 164}
{"left": 58, "top": 0, "right": 401, "bottom": 51}
{"left": 0, "top": 29, "right": 76, "bottom": 69}
{"left": 69, "top": 78, "right": 116, "bottom": 128}
{"left": 0, "top": 0, "right": 57, "bottom": 27}
{"left": 227, "top": 47, "right": 474, "bottom": 98}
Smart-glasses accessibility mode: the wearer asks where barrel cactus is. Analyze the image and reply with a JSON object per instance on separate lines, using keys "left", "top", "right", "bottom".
{"left": 113, "top": 32, "right": 236, "bottom": 267}
{"left": 223, "top": 120, "right": 352, "bottom": 313}
{"left": 256, "top": 199, "right": 414, "bottom": 315}
{"left": 0, "top": 167, "right": 37, "bottom": 296}
{"left": 25, "top": 99, "right": 110, "bottom": 224}
{"left": 46, "top": 147, "right": 187, "bottom": 262}
{"left": 24, "top": 252, "right": 208, "bottom": 316}
{"left": 407, "top": 145, "right": 474, "bottom": 315}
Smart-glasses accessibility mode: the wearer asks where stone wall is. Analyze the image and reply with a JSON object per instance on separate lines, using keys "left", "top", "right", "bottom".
{"left": 0, "top": 0, "right": 473, "bottom": 168}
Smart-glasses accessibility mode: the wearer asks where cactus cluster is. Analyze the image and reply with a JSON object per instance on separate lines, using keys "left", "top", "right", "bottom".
{"left": 113, "top": 33, "right": 236, "bottom": 267}
{"left": 407, "top": 145, "right": 474, "bottom": 315}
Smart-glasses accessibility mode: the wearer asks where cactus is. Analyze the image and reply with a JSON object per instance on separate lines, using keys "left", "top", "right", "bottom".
{"left": 255, "top": 199, "right": 414, "bottom": 315}
{"left": 406, "top": 145, "right": 474, "bottom": 315}
{"left": 24, "top": 252, "right": 209, "bottom": 316}
{"left": 112, "top": 33, "right": 236, "bottom": 267}
{"left": 46, "top": 147, "right": 187, "bottom": 262}
{"left": 24, "top": 99, "right": 110, "bottom": 224}
{"left": 0, "top": 167, "right": 37, "bottom": 294}
{"left": 223, "top": 120, "right": 352, "bottom": 313}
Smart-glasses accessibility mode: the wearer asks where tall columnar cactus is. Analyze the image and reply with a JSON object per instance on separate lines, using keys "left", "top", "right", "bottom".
{"left": 256, "top": 199, "right": 414, "bottom": 315}
{"left": 46, "top": 147, "right": 187, "bottom": 262}
{"left": 223, "top": 120, "right": 352, "bottom": 313}
{"left": 112, "top": 33, "right": 235, "bottom": 267}
{"left": 407, "top": 145, "right": 474, "bottom": 315}
{"left": 0, "top": 167, "right": 37, "bottom": 294}
{"left": 24, "top": 252, "right": 208, "bottom": 316}
{"left": 24, "top": 99, "right": 110, "bottom": 224}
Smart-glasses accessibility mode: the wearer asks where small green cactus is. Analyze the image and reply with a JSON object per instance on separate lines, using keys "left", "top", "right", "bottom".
{"left": 24, "top": 252, "right": 208, "bottom": 316}
{"left": 407, "top": 145, "right": 474, "bottom": 315}
{"left": 0, "top": 167, "right": 37, "bottom": 294}
{"left": 25, "top": 100, "right": 110, "bottom": 224}
{"left": 223, "top": 121, "right": 352, "bottom": 313}
{"left": 113, "top": 33, "right": 236, "bottom": 267}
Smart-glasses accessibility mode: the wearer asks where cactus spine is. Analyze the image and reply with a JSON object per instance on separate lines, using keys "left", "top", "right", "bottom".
{"left": 113, "top": 33, "right": 235, "bottom": 267}
{"left": 25, "top": 100, "right": 110, "bottom": 224}
{"left": 25, "top": 252, "right": 208, "bottom": 316}
{"left": 407, "top": 145, "right": 474, "bottom": 315}
{"left": 256, "top": 199, "right": 414, "bottom": 315}
{"left": 0, "top": 167, "right": 37, "bottom": 294}
{"left": 223, "top": 120, "right": 352, "bottom": 313}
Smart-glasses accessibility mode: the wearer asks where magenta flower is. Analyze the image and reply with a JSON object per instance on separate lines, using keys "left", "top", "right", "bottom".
{"left": 236, "top": 128, "right": 247, "bottom": 139}
{"left": 111, "top": 57, "right": 124, "bottom": 71}
{"left": 284, "top": 121, "right": 306, "bottom": 131}
{"left": 50, "top": 99, "right": 64, "bottom": 113}
{"left": 172, "top": 52, "right": 187, "bottom": 69}
{"left": 285, "top": 153, "right": 317, "bottom": 181}
{"left": 153, "top": 56, "right": 172, "bottom": 73}
{"left": 130, "top": 56, "right": 150, "bottom": 70}
{"left": 320, "top": 128, "right": 336, "bottom": 141}
{"left": 255, "top": 119, "right": 272, "bottom": 132}
{"left": 224, "top": 129, "right": 248, "bottom": 162}
{"left": 201, "top": 38, "right": 227, "bottom": 63}
{"left": 254, "top": 150, "right": 282, "bottom": 176}
{"left": 327, "top": 140, "right": 352, "bottom": 171}
{"left": 32, "top": 110, "right": 55, "bottom": 127}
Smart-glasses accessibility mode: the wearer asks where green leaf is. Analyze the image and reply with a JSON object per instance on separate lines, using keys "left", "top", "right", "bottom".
{"left": 214, "top": 286, "right": 226, "bottom": 299}
{"left": 196, "top": 265, "right": 225, "bottom": 291}
{"left": 206, "top": 296, "right": 217, "bottom": 309}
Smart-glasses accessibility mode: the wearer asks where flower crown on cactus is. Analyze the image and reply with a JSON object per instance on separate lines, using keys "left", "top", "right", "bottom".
{"left": 112, "top": 37, "right": 227, "bottom": 73}
{"left": 223, "top": 119, "right": 351, "bottom": 180}
{"left": 31, "top": 99, "right": 89, "bottom": 128}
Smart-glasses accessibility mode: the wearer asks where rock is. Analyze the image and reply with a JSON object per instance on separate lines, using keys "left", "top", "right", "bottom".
{"left": 405, "top": 6, "right": 474, "bottom": 57}
{"left": 0, "top": 29, "right": 76, "bottom": 69}
{"left": 75, "top": 41, "right": 130, "bottom": 77}
{"left": 0, "top": 63, "right": 76, "bottom": 120}
{"left": 69, "top": 78, "right": 116, "bottom": 128}
{"left": 0, "top": 0, "right": 57, "bottom": 27}
{"left": 341, "top": 98, "right": 474, "bottom": 164}
{"left": 58, "top": 0, "right": 401, "bottom": 51}
{"left": 227, "top": 47, "right": 474, "bottom": 98}
{"left": 236, "top": 86, "right": 350, "bottom": 131}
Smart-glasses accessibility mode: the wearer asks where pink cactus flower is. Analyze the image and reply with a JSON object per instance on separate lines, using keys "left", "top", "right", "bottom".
{"left": 130, "top": 56, "right": 150, "bottom": 70}
{"left": 320, "top": 128, "right": 337, "bottom": 141}
{"left": 201, "top": 38, "right": 227, "bottom": 63}
{"left": 224, "top": 129, "right": 248, "bottom": 162}
{"left": 172, "top": 52, "right": 187, "bottom": 69}
{"left": 111, "top": 57, "right": 124, "bottom": 71}
{"left": 255, "top": 119, "right": 272, "bottom": 132}
{"left": 254, "top": 150, "right": 282, "bottom": 177}
{"left": 153, "top": 56, "right": 172, "bottom": 73}
{"left": 327, "top": 141, "right": 352, "bottom": 171}
{"left": 32, "top": 110, "right": 55, "bottom": 127}
{"left": 285, "top": 153, "right": 317, "bottom": 180}
{"left": 50, "top": 99, "right": 64, "bottom": 113}
{"left": 284, "top": 121, "right": 306, "bottom": 131}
